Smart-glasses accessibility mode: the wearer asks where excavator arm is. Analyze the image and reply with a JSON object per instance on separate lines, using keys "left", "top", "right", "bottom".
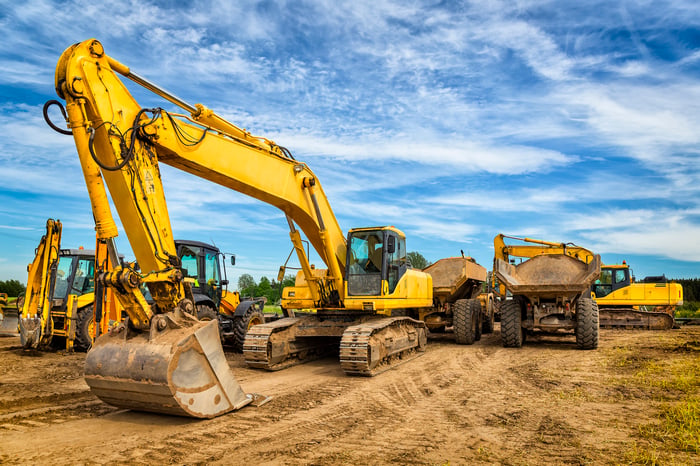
{"left": 55, "top": 39, "right": 346, "bottom": 309}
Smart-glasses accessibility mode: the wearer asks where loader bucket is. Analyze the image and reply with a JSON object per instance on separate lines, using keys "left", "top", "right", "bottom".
{"left": 0, "top": 306, "right": 19, "bottom": 336}
{"left": 84, "top": 315, "right": 253, "bottom": 418}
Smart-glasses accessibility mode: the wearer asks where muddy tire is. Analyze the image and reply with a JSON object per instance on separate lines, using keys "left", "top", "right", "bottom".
{"left": 473, "top": 299, "right": 482, "bottom": 342}
{"left": 74, "top": 306, "right": 94, "bottom": 352}
{"left": 454, "top": 298, "right": 479, "bottom": 345}
{"left": 482, "top": 297, "right": 495, "bottom": 334}
{"left": 196, "top": 304, "right": 218, "bottom": 322}
{"left": 231, "top": 307, "right": 266, "bottom": 353}
{"left": 501, "top": 300, "right": 524, "bottom": 348}
{"left": 575, "top": 298, "right": 599, "bottom": 350}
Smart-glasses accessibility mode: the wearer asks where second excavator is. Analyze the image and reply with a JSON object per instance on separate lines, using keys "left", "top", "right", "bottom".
{"left": 50, "top": 39, "right": 434, "bottom": 415}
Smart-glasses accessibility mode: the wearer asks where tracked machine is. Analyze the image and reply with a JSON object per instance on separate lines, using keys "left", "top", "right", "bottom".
{"left": 592, "top": 262, "right": 681, "bottom": 330}
{"left": 49, "top": 37, "right": 433, "bottom": 418}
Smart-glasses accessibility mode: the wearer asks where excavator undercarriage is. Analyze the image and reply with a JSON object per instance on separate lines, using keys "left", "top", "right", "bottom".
{"left": 244, "top": 313, "right": 427, "bottom": 376}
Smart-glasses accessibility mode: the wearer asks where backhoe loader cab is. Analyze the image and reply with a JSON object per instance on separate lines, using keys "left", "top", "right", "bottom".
{"left": 176, "top": 240, "right": 228, "bottom": 317}
{"left": 53, "top": 248, "right": 95, "bottom": 306}
{"left": 174, "top": 239, "right": 270, "bottom": 350}
{"left": 20, "top": 247, "right": 97, "bottom": 351}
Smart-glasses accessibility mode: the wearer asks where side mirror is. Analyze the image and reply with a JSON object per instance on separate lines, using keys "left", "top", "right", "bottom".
{"left": 230, "top": 255, "right": 236, "bottom": 266}
{"left": 221, "top": 279, "right": 229, "bottom": 286}
{"left": 387, "top": 235, "right": 396, "bottom": 254}
{"left": 277, "top": 266, "right": 286, "bottom": 282}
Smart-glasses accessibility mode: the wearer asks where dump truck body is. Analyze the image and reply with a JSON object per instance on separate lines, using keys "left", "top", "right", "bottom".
{"left": 418, "top": 257, "right": 493, "bottom": 344}
{"left": 493, "top": 235, "right": 601, "bottom": 349}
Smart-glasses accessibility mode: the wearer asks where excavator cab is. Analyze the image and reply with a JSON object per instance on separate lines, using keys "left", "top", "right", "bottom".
{"left": 346, "top": 227, "right": 408, "bottom": 297}
{"left": 592, "top": 265, "right": 630, "bottom": 298}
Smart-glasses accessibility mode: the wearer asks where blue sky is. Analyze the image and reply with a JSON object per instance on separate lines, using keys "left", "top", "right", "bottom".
{"left": 1, "top": 0, "right": 699, "bottom": 288}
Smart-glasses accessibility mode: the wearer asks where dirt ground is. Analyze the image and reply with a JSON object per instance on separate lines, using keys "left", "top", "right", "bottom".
{"left": 0, "top": 324, "right": 698, "bottom": 465}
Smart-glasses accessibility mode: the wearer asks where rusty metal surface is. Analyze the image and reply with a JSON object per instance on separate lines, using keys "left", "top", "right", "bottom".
{"left": 339, "top": 317, "right": 427, "bottom": 376}
{"left": 495, "top": 254, "right": 601, "bottom": 299}
{"left": 85, "top": 317, "right": 251, "bottom": 418}
{"left": 599, "top": 308, "right": 675, "bottom": 330}
{"left": 424, "top": 257, "right": 487, "bottom": 301}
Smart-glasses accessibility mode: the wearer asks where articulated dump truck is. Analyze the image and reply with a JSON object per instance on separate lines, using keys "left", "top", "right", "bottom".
{"left": 493, "top": 235, "right": 601, "bottom": 349}
{"left": 421, "top": 257, "right": 494, "bottom": 344}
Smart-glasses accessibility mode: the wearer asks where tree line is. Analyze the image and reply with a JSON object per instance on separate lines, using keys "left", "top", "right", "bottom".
{"left": 237, "top": 274, "right": 296, "bottom": 305}
{"left": 0, "top": 280, "right": 24, "bottom": 297}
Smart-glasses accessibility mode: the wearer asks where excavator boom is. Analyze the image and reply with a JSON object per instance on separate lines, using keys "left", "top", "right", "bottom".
{"left": 55, "top": 40, "right": 255, "bottom": 417}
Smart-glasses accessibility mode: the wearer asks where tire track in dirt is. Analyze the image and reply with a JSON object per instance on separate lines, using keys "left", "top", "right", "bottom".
{"left": 2, "top": 327, "right": 697, "bottom": 464}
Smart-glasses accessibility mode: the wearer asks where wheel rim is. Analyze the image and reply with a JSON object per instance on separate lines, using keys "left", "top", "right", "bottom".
{"left": 247, "top": 316, "right": 264, "bottom": 330}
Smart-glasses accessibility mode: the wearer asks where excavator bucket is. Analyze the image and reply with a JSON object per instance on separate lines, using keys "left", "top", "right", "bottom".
{"left": 84, "top": 316, "right": 254, "bottom": 418}
{"left": 0, "top": 306, "right": 19, "bottom": 336}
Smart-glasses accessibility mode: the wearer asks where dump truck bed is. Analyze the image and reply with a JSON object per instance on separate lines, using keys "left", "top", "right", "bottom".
{"left": 424, "top": 257, "right": 487, "bottom": 302}
{"left": 495, "top": 254, "right": 601, "bottom": 299}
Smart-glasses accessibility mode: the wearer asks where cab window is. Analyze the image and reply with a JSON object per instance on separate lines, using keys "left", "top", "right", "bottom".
{"left": 386, "top": 234, "right": 406, "bottom": 294}
{"left": 180, "top": 247, "right": 199, "bottom": 280}
{"left": 73, "top": 258, "right": 95, "bottom": 294}
{"left": 614, "top": 269, "right": 627, "bottom": 284}
{"left": 347, "top": 231, "right": 382, "bottom": 296}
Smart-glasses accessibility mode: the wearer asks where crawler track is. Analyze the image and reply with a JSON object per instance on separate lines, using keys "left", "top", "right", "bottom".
{"left": 243, "top": 317, "right": 336, "bottom": 371}
{"left": 339, "top": 317, "right": 427, "bottom": 376}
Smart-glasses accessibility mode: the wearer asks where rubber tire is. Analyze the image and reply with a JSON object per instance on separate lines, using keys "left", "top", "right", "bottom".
{"left": 196, "top": 304, "right": 218, "bottom": 322}
{"left": 231, "top": 307, "right": 266, "bottom": 353}
{"left": 454, "top": 298, "right": 476, "bottom": 345}
{"left": 473, "top": 299, "right": 483, "bottom": 342}
{"left": 575, "top": 298, "right": 599, "bottom": 350}
{"left": 501, "top": 300, "right": 524, "bottom": 348}
{"left": 74, "top": 305, "right": 94, "bottom": 352}
{"left": 482, "top": 298, "right": 495, "bottom": 334}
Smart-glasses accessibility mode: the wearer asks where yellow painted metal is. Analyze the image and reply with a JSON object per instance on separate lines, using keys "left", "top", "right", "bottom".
{"left": 492, "top": 234, "right": 597, "bottom": 298}
{"left": 344, "top": 268, "right": 433, "bottom": 315}
{"left": 19, "top": 219, "right": 62, "bottom": 348}
{"left": 595, "top": 264, "right": 684, "bottom": 308}
{"left": 55, "top": 39, "right": 259, "bottom": 417}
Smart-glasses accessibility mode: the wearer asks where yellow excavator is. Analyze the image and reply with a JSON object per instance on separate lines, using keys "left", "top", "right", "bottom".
{"left": 48, "top": 38, "right": 431, "bottom": 416}
{"left": 17, "top": 219, "right": 123, "bottom": 351}
{"left": 592, "top": 262, "right": 682, "bottom": 329}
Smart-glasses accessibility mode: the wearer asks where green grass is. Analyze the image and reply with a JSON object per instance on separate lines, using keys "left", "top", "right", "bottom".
{"left": 638, "top": 401, "right": 699, "bottom": 454}
{"left": 263, "top": 305, "right": 283, "bottom": 315}
{"left": 610, "top": 339, "right": 700, "bottom": 463}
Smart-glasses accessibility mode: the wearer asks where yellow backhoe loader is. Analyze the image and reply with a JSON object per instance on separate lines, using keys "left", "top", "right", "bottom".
{"left": 174, "top": 239, "right": 271, "bottom": 351}
{"left": 17, "top": 219, "right": 122, "bottom": 351}
{"left": 493, "top": 234, "right": 601, "bottom": 349}
{"left": 0, "top": 293, "right": 18, "bottom": 335}
{"left": 592, "top": 262, "right": 681, "bottom": 329}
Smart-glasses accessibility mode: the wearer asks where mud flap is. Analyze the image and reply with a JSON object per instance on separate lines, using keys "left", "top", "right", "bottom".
{"left": 85, "top": 316, "right": 255, "bottom": 418}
